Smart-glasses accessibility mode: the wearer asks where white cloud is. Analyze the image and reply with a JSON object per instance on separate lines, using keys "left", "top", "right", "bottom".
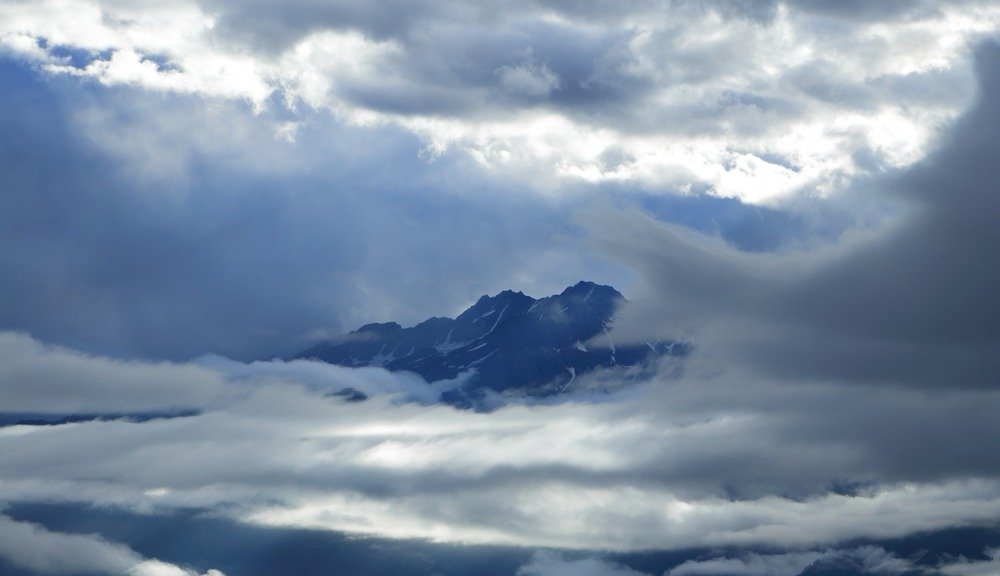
{"left": 1, "top": 0, "right": 997, "bottom": 203}
{"left": 1, "top": 2, "right": 999, "bottom": 569}
{"left": 0, "top": 332, "right": 236, "bottom": 413}
{"left": 0, "top": 514, "right": 223, "bottom": 576}
{"left": 939, "top": 548, "right": 1000, "bottom": 576}
{"left": 5, "top": 68, "right": 1000, "bottom": 538}
{"left": 496, "top": 61, "right": 561, "bottom": 97}
{"left": 0, "top": 514, "right": 139, "bottom": 575}
{"left": 517, "top": 552, "right": 650, "bottom": 576}
{"left": 668, "top": 552, "right": 825, "bottom": 576}
{"left": 4, "top": 332, "right": 1000, "bottom": 552}
{"left": 667, "top": 546, "right": 915, "bottom": 576}
{"left": 0, "top": 0, "right": 272, "bottom": 107}
{"left": 129, "top": 560, "right": 225, "bottom": 576}
{"left": 244, "top": 476, "right": 1000, "bottom": 550}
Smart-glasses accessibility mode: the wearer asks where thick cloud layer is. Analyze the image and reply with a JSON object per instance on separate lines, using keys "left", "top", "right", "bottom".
{"left": 3, "top": 330, "right": 1000, "bottom": 560}
{"left": 2, "top": 0, "right": 997, "bottom": 202}
{"left": 0, "top": 514, "right": 223, "bottom": 576}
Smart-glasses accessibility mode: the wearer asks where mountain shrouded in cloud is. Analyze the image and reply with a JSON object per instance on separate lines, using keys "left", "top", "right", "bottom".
{"left": 1, "top": 1, "right": 1000, "bottom": 576}
{"left": 296, "top": 281, "right": 684, "bottom": 405}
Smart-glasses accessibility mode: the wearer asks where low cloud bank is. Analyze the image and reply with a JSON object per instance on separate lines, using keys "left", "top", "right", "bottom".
{"left": 3, "top": 330, "right": 1000, "bottom": 557}
{"left": 0, "top": 514, "right": 223, "bottom": 576}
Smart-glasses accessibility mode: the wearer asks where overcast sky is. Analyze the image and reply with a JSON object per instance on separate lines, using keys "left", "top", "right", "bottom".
{"left": 2, "top": 2, "right": 1000, "bottom": 576}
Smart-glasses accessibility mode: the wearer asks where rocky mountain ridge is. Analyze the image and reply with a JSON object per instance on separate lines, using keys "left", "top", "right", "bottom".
{"left": 296, "top": 281, "right": 683, "bottom": 405}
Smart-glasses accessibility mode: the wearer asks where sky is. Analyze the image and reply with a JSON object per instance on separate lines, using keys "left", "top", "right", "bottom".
{"left": 1, "top": 1, "right": 1000, "bottom": 575}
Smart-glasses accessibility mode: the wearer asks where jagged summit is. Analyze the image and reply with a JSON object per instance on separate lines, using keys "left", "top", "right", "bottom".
{"left": 356, "top": 322, "right": 402, "bottom": 334}
{"left": 562, "top": 280, "right": 614, "bottom": 294}
{"left": 295, "top": 282, "right": 682, "bottom": 405}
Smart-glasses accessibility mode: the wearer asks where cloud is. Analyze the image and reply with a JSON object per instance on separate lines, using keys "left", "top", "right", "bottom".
{"left": 2, "top": 6, "right": 998, "bottom": 361}
{"left": 0, "top": 330, "right": 464, "bottom": 415}
{"left": 1, "top": 0, "right": 997, "bottom": 202}
{"left": 0, "top": 332, "right": 234, "bottom": 413}
{"left": 2, "top": 3, "right": 1000, "bottom": 571}
{"left": 4, "top": 329, "right": 1000, "bottom": 553}
{"left": 667, "top": 546, "right": 915, "bottom": 576}
{"left": 0, "top": 514, "right": 222, "bottom": 576}
{"left": 496, "top": 61, "right": 561, "bottom": 98}
{"left": 0, "top": 55, "right": 625, "bottom": 361}
{"left": 596, "top": 41, "right": 1000, "bottom": 391}
{"left": 668, "top": 551, "right": 825, "bottom": 576}
{"left": 197, "top": 354, "right": 469, "bottom": 405}
{"left": 516, "top": 552, "right": 650, "bottom": 576}
{"left": 939, "top": 548, "right": 1000, "bottom": 576}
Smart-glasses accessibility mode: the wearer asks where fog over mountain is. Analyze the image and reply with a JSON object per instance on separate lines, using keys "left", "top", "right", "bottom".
{"left": 1, "top": 2, "right": 999, "bottom": 576}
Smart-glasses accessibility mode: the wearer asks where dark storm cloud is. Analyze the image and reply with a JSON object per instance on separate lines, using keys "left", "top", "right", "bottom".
{"left": 600, "top": 41, "right": 1000, "bottom": 389}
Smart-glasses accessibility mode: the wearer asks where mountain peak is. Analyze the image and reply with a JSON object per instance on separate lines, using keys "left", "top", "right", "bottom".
{"left": 458, "top": 290, "right": 536, "bottom": 323}
{"left": 295, "top": 281, "right": 683, "bottom": 406}
{"left": 559, "top": 281, "right": 622, "bottom": 300}
{"left": 474, "top": 288, "right": 530, "bottom": 302}
{"left": 355, "top": 322, "right": 402, "bottom": 334}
